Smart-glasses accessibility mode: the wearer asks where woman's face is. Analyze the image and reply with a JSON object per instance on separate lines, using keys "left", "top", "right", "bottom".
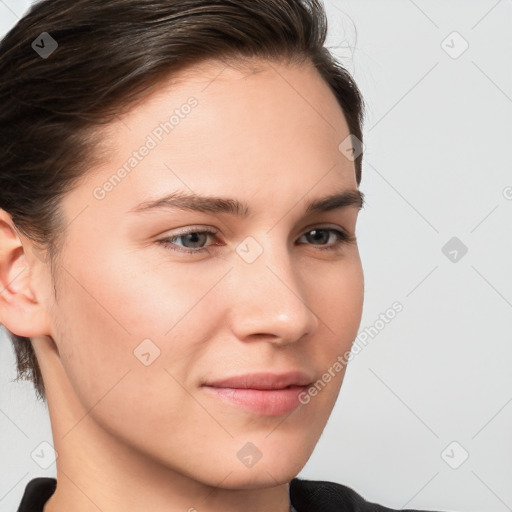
{"left": 41, "top": 58, "right": 364, "bottom": 487}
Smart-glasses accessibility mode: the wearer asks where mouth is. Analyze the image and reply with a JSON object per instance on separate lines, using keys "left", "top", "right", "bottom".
{"left": 201, "top": 371, "right": 313, "bottom": 416}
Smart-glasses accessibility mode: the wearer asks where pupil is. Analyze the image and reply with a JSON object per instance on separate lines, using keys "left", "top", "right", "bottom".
{"left": 185, "top": 233, "right": 204, "bottom": 248}
{"left": 310, "top": 229, "right": 327, "bottom": 244}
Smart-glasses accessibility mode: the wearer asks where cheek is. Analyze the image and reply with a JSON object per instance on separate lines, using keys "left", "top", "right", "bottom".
{"left": 52, "top": 236, "right": 363, "bottom": 387}
{"left": 52, "top": 248, "right": 229, "bottom": 409}
{"left": 307, "top": 257, "right": 364, "bottom": 389}
{"left": 316, "top": 255, "right": 364, "bottom": 336}
{"left": 277, "top": 255, "right": 362, "bottom": 398}
{"left": 340, "top": 261, "right": 364, "bottom": 329}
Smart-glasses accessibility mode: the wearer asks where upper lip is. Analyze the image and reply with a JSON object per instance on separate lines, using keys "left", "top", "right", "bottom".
{"left": 203, "top": 371, "right": 313, "bottom": 390}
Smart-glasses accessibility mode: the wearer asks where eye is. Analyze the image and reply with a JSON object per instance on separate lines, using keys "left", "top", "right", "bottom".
{"left": 157, "top": 226, "right": 355, "bottom": 255}
{"left": 157, "top": 228, "right": 218, "bottom": 255}
{"left": 297, "top": 227, "right": 354, "bottom": 251}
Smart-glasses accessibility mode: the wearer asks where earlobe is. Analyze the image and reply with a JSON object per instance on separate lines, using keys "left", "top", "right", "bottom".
{"left": 0, "top": 209, "right": 51, "bottom": 338}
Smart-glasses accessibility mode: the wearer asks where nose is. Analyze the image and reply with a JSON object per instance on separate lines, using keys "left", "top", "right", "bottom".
{"left": 226, "top": 236, "right": 320, "bottom": 346}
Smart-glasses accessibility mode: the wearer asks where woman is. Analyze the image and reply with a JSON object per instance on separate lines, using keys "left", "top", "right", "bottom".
{"left": 0, "top": 0, "right": 455, "bottom": 510}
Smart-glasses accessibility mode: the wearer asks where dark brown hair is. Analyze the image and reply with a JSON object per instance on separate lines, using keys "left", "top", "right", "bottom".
{"left": 0, "top": 0, "right": 365, "bottom": 401}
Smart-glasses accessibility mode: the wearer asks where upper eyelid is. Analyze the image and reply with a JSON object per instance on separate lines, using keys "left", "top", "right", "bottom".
{"left": 166, "top": 223, "right": 349, "bottom": 237}
{"left": 157, "top": 205, "right": 358, "bottom": 238}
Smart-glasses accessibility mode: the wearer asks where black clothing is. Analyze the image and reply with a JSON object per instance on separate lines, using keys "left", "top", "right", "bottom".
{"left": 17, "top": 478, "right": 56, "bottom": 512}
{"left": 17, "top": 476, "right": 453, "bottom": 511}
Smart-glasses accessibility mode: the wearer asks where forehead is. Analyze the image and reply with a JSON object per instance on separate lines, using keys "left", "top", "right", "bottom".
{"left": 105, "top": 55, "right": 350, "bottom": 144}
{"left": 62, "top": 57, "right": 356, "bottom": 225}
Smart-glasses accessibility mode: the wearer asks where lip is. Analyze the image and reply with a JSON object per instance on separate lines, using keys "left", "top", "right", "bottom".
{"left": 203, "top": 371, "right": 313, "bottom": 390}
{"left": 202, "top": 371, "right": 313, "bottom": 416}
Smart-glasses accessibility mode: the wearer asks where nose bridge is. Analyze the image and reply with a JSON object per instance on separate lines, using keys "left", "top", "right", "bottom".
{"left": 227, "top": 232, "right": 319, "bottom": 342}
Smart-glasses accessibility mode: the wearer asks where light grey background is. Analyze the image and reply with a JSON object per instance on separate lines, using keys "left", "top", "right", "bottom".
{"left": 1, "top": 1, "right": 511, "bottom": 511}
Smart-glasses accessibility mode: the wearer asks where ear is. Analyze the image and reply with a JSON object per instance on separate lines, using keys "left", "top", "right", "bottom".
{"left": 0, "top": 209, "right": 52, "bottom": 338}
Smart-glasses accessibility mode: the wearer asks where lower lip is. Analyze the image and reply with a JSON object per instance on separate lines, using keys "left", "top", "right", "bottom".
{"left": 202, "top": 385, "right": 309, "bottom": 416}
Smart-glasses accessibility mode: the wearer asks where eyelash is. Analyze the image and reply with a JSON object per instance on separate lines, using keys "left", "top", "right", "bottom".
{"left": 157, "top": 226, "right": 355, "bottom": 255}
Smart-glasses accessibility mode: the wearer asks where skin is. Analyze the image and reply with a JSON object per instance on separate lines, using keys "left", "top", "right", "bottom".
{"left": 0, "top": 57, "right": 364, "bottom": 512}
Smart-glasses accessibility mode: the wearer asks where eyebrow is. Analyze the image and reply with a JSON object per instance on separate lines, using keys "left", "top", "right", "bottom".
{"left": 128, "top": 188, "right": 364, "bottom": 217}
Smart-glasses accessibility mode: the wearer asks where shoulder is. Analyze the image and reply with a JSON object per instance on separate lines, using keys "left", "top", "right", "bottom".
{"left": 289, "top": 477, "right": 453, "bottom": 512}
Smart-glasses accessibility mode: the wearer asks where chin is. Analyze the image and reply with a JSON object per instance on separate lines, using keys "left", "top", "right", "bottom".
{"left": 165, "top": 438, "right": 311, "bottom": 490}
{"left": 210, "top": 462, "right": 304, "bottom": 490}
{"left": 206, "top": 437, "right": 314, "bottom": 490}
